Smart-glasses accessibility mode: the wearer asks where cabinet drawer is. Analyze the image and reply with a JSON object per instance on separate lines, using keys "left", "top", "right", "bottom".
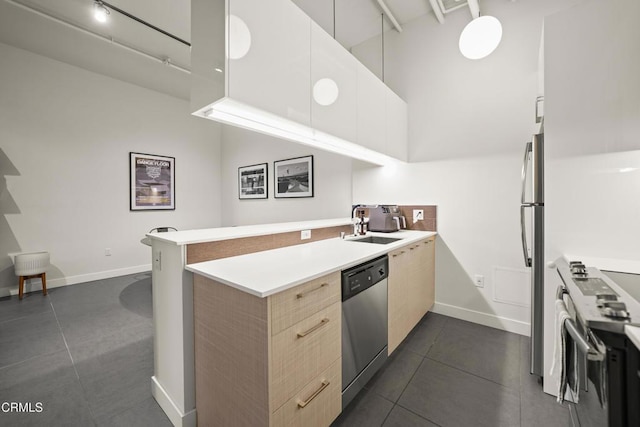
{"left": 270, "top": 272, "right": 340, "bottom": 336}
{"left": 271, "top": 358, "right": 341, "bottom": 427}
{"left": 270, "top": 303, "right": 341, "bottom": 411}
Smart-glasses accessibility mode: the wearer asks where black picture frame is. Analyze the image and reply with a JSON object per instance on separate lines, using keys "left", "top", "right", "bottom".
{"left": 130, "top": 152, "right": 175, "bottom": 211}
{"left": 274, "top": 155, "right": 314, "bottom": 198}
{"left": 238, "top": 163, "right": 268, "bottom": 199}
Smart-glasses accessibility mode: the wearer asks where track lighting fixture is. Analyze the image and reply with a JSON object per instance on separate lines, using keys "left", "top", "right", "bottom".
{"left": 90, "top": 0, "right": 190, "bottom": 46}
{"left": 93, "top": 0, "right": 109, "bottom": 23}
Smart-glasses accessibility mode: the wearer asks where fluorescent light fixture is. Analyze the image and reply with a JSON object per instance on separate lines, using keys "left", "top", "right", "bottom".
{"left": 459, "top": 16, "right": 502, "bottom": 60}
{"left": 196, "top": 99, "right": 399, "bottom": 166}
{"left": 93, "top": 0, "right": 109, "bottom": 23}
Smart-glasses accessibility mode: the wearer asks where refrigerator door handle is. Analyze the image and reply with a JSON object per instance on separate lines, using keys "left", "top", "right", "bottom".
{"left": 520, "top": 205, "right": 532, "bottom": 267}
{"left": 521, "top": 142, "right": 532, "bottom": 205}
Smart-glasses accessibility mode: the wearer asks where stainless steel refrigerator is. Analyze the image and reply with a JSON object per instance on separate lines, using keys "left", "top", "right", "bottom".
{"left": 520, "top": 133, "right": 544, "bottom": 377}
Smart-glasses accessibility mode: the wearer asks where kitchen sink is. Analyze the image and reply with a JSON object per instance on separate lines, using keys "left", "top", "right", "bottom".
{"left": 348, "top": 236, "right": 402, "bottom": 245}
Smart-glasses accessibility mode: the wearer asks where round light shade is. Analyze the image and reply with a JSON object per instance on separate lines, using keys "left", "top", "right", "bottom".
{"left": 313, "top": 78, "right": 339, "bottom": 106}
{"left": 228, "top": 15, "right": 251, "bottom": 60}
{"left": 459, "top": 16, "right": 502, "bottom": 60}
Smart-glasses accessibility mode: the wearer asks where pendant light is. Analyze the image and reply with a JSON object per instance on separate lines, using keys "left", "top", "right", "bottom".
{"left": 459, "top": 15, "right": 502, "bottom": 60}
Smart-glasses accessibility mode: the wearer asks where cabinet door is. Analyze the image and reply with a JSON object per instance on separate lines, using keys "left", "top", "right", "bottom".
{"left": 228, "top": 0, "right": 311, "bottom": 125}
{"left": 311, "top": 22, "right": 357, "bottom": 142}
{"left": 407, "top": 242, "right": 426, "bottom": 329}
{"left": 357, "top": 63, "right": 386, "bottom": 154}
{"left": 388, "top": 247, "right": 409, "bottom": 355}
{"left": 271, "top": 358, "right": 341, "bottom": 427}
{"left": 270, "top": 271, "right": 340, "bottom": 336}
{"left": 407, "top": 238, "right": 436, "bottom": 328}
{"left": 423, "top": 238, "right": 436, "bottom": 313}
{"left": 270, "top": 303, "right": 341, "bottom": 411}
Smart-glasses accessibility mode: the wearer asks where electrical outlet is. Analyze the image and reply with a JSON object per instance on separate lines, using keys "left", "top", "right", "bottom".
{"left": 301, "top": 229, "right": 311, "bottom": 240}
{"left": 105, "top": 248, "right": 112, "bottom": 256}
{"left": 413, "top": 209, "right": 424, "bottom": 224}
{"left": 474, "top": 274, "right": 484, "bottom": 288}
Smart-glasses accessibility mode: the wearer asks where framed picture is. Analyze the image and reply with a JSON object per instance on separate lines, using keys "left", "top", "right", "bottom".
{"left": 130, "top": 152, "right": 175, "bottom": 211}
{"left": 238, "top": 163, "right": 268, "bottom": 199}
{"left": 274, "top": 155, "right": 314, "bottom": 198}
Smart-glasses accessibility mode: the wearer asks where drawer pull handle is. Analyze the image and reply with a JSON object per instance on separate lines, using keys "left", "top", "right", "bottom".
{"left": 296, "top": 283, "right": 328, "bottom": 299}
{"left": 297, "top": 380, "right": 330, "bottom": 409}
{"left": 297, "top": 318, "right": 329, "bottom": 338}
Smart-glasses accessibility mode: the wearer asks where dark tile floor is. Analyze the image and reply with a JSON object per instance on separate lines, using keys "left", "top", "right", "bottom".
{"left": 332, "top": 312, "right": 571, "bottom": 427}
{"left": 0, "top": 273, "right": 171, "bottom": 427}
{"left": 1, "top": 274, "right": 568, "bottom": 426}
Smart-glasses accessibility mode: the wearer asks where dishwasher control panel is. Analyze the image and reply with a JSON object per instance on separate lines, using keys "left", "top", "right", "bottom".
{"left": 341, "top": 255, "right": 388, "bottom": 301}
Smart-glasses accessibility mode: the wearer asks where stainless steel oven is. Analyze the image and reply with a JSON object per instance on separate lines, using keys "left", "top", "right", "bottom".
{"left": 555, "top": 259, "right": 640, "bottom": 427}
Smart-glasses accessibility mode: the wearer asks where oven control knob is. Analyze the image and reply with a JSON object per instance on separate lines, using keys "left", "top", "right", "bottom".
{"left": 601, "top": 301, "right": 630, "bottom": 319}
{"left": 596, "top": 293, "right": 618, "bottom": 307}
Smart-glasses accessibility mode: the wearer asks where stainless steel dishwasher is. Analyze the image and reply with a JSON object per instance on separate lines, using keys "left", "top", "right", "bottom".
{"left": 341, "top": 255, "right": 388, "bottom": 409}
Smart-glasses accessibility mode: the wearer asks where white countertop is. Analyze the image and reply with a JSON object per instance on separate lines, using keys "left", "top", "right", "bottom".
{"left": 145, "top": 218, "right": 353, "bottom": 245}
{"left": 563, "top": 254, "right": 640, "bottom": 275}
{"left": 186, "top": 230, "right": 437, "bottom": 297}
{"left": 626, "top": 326, "right": 640, "bottom": 350}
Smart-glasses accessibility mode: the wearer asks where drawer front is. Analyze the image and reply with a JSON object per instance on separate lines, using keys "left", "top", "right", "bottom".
{"left": 270, "top": 272, "right": 340, "bottom": 336}
{"left": 271, "top": 303, "right": 341, "bottom": 411}
{"left": 271, "top": 358, "right": 341, "bottom": 427}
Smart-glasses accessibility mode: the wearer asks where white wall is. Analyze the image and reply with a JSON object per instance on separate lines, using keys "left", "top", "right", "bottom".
{"left": 354, "top": 156, "right": 530, "bottom": 331}
{"left": 220, "top": 125, "right": 352, "bottom": 226}
{"left": 0, "top": 42, "right": 222, "bottom": 296}
{"left": 352, "top": 0, "right": 583, "bottom": 333}
{"left": 353, "top": 0, "right": 582, "bottom": 162}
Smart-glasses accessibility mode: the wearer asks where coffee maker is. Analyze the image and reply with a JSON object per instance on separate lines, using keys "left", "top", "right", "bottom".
{"left": 367, "top": 205, "right": 406, "bottom": 232}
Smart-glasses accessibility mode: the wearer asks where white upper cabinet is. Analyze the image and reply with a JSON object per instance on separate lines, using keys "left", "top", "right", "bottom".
{"left": 191, "top": 0, "right": 408, "bottom": 164}
{"left": 356, "top": 63, "right": 386, "bottom": 154}
{"left": 310, "top": 22, "right": 357, "bottom": 143}
{"left": 228, "top": 0, "right": 311, "bottom": 126}
{"left": 385, "top": 90, "right": 408, "bottom": 162}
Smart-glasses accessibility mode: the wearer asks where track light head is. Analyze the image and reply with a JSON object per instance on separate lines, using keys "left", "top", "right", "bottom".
{"left": 93, "top": 0, "right": 110, "bottom": 23}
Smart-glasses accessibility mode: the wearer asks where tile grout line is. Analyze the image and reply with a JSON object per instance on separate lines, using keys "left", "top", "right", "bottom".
{"left": 423, "top": 354, "right": 521, "bottom": 393}
{"left": 49, "top": 300, "right": 79, "bottom": 380}
{"left": 378, "top": 317, "right": 448, "bottom": 427}
{"left": 49, "top": 299, "right": 99, "bottom": 425}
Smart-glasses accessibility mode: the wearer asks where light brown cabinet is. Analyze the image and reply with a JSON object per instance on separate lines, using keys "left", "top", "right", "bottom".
{"left": 193, "top": 271, "right": 342, "bottom": 427}
{"left": 388, "top": 236, "right": 436, "bottom": 354}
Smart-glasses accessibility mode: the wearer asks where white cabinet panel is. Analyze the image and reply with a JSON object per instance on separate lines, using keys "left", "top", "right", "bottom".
{"left": 385, "top": 90, "right": 408, "bottom": 162}
{"left": 311, "top": 22, "right": 357, "bottom": 143}
{"left": 228, "top": 0, "right": 311, "bottom": 126}
{"left": 356, "top": 63, "right": 386, "bottom": 154}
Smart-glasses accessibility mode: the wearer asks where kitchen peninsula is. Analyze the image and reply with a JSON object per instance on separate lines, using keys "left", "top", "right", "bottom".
{"left": 146, "top": 218, "right": 436, "bottom": 427}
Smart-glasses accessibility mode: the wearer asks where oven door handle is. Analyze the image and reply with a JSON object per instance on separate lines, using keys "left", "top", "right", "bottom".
{"left": 564, "top": 319, "right": 605, "bottom": 361}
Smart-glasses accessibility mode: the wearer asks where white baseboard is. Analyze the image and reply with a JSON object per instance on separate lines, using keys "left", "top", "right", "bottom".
{"left": 1, "top": 264, "right": 151, "bottom": 297}
{"left": 152, "top": 376, "right": 196, "bottom": 427}
{"left": 432, "top": 302, "right": 531, "bottom": 336}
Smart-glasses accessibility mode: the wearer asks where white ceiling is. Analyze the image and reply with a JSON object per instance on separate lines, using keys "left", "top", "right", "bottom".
{"left": 0, "top": 0, "right": 449, "bottom": 99}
